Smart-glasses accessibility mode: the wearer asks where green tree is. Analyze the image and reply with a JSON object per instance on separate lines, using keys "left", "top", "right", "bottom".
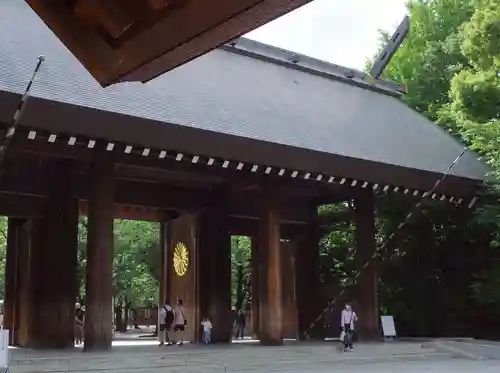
{"left": 318, "top": 203, "right": 356, "bottom": 289}
{"left": 443, "top": 0, "right": 500, "bottom": 313}
{"left": 370, "top": 0, "right": 474, "bottom": 130}
{"left": 76, "top": 217, "right": 88, "bottom": 301}
{"left": 112, "top": 220, "right": 160, "bottom": 331}
{"left": 231, "top": 236, "right": 251, "bottom": 311}
{"left": 445, "top": 0, "right": 500, "bottom": 167}
{"left": 359, "top": 0, "right": 500, "bottom": 337}
{"left": 77, "top": 218, "right": 160, "bottom": 331}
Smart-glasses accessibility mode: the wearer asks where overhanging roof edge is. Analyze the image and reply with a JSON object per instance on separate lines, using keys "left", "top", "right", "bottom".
{"left": 222, "top": 38, "right": 405, "bottom": 97}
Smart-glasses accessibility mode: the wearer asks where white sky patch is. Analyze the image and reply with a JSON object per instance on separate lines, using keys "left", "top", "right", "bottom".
{"left": 246, "top": 0, "right": 408, "bottom": 70}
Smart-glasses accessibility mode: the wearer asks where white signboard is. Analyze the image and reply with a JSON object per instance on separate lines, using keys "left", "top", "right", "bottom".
{"left": 0, "top": 330, "right": 9, "bottom": 368}
{"left": 380, "top": 315, "right": 397, "bottom": 337}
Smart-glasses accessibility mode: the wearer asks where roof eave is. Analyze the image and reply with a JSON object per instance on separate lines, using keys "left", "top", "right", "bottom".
{"left": 0, "top": 90, "right": 484, "bottom": 198}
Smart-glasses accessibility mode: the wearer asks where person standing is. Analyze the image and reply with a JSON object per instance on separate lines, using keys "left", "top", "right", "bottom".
{"left": 235, "top": 309, "right": 246, "bottom": 340}
{"left": 158, "top": 302, "right": 174, "bottom": 346}
{"left": 127, "top": 309, "right": 133, "bottom": 330}
{"left": 340, "top": 303, "right": 358, "bottom": 352}
{"left": 230, "top": 306, "right": 237, "bottom": 336}
{"left": 201, "top": 316, "right": 213, "bottom": 344}
{"left": 75, "top": 303, "right": 84, "bottom": 346}
{"left": 173, "top": 300, "right": 187, "bottom": 345}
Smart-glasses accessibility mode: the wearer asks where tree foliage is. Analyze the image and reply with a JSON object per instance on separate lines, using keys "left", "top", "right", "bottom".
{"left": 378, "top": 0, "right": 475, "bottom": 124}
{"left": 359, "top": 0, "right": 500, "bottom": 338}
{"left": 112, "top": 220, "right": 160, "bottom": 307}
{"left": 231, "top": 236, "right": 252, "bottom": 311}
{"left": 445, "top": 0, "right": 500, "bottom": 316}
{"left": 76, "top": 218, "right": 160, "bottom": 330}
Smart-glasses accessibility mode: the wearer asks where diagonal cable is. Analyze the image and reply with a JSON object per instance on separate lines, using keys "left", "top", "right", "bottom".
{"left": 0, "top": 56, "right": 45, "bottom": 175}
{"left": 303, "top": 148, "right": 468, "bottom": 337}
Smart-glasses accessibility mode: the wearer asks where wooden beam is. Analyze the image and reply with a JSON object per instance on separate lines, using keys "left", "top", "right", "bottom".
{"left": 79, "top": 201, "right": 166, "bottom": 222}
{"left": 6, "top": 129, "right": 348, "bottom": 199}
{"left": 228, "top": 216, "right": 304, "bottom": 239}
{"left": 26, "top": 0, "right": 123, "bottom": 84}
{"left": 115, "top": 0, "right": 313, "bottom": 84}
{"left": 0, "top": 194, "right": 45, "bottom": 218}
{"left": 26, "top": 0, "right": 312, "bottom": 85}
{"left": 0, "top": 193, "right": 305, "bottom": 240}
{"left": 0, "top": 161, "right": 310, "bottom": 222}
{"left": 0, "top": 194, "right": 170, "bottom": 221}
{"left": 73, "top": 0, "right": 135, "bottom": 40}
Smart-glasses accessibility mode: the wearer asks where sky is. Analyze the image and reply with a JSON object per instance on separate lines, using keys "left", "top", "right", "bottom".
{"left": 245, "top": 0, "right": 408, "bottom": 70}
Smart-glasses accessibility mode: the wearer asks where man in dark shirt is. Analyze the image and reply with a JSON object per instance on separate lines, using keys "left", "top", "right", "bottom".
{"left": 75, "top": 303, "right": 84, "bottom": 346}
{"left": 235, "top": 309, "right": 246, "bottom": 340}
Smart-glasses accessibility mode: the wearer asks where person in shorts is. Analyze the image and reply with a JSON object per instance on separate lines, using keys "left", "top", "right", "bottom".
{"left": 158, "top": 302, "right": 174, "bottom": 346}
{"left": 173, "top": 299, "right": 187, "bottom": 345}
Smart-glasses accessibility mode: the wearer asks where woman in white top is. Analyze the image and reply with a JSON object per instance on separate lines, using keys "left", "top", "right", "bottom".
{"left": 173, "top": 299, "right": 187, "bottom": 345}
{"left": 340, "top": 303, "right": 358, "bottom": 351}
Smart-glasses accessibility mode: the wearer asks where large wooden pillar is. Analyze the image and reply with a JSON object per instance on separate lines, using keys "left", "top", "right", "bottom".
{"left": 295, "top": 202, "right": 321, "bottom": 340}
{"left": 28, "top": 160, "right": 79, "bottom": 348}
{"left": 168, "top": 213, "right": 199, "bottom": 342}
{"left": 84, "top": 158, "right": 115, "bottom": 351}
{"left": 4, "top": 161, "right": 78, "bottom": 349}
{"left": 199, "top": 191, "right": 232, "bottom": 343}
{"left": 14, "top": 220, "right": 35, "bottom": 347}
{"left": 253, "top": 238, "right": 298, "bottom": 341}
{"left": 354, "top": 191, "right": 379, "bottom": 340}
{"left": 257, "top": 193, "right": 283, "bottom": 345}
{"left": 4, "top": 218, "right": 24, "bottom": 345}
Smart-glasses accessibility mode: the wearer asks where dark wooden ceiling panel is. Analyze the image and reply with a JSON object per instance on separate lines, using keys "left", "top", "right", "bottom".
{"left": 25, "top": 0, "right": 312, "bottom": 86}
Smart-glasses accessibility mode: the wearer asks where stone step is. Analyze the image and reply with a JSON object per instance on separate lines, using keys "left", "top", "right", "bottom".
{"left": 9, "top": 350, "right": 456, "bottom": 373}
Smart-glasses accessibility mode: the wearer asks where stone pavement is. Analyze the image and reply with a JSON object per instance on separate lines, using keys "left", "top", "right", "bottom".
{"left": 5, "top": 340, "right": 498, "bottom": 373}
{"left": 423, "top": 339, "right": 500, "bottom": 360}
{"left": 282, "top": 359, "right": 500, "bottom": 373}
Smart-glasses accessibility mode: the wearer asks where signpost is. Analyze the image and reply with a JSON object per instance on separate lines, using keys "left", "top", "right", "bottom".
{"left": 380, "top": 315, "right": 397, "bottom": 340}
{"left": 0, "top": 329, "right": 9, "bottom": 370}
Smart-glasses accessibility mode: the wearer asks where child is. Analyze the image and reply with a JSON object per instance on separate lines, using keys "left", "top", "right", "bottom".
{"left": 201, "top": 316, "right": 213, "bottom": 344}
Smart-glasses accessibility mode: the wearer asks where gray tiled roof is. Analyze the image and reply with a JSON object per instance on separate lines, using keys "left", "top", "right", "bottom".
{"left": 0, "top": 0, "right": 488, "bottom": 184}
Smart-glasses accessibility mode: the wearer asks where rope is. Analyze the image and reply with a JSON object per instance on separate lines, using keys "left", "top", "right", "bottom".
{"left": 303, "top": 147, "right": 468, "bottom": 337}
{"left": 0, "top": 56, "right": 45, "bottom": 173}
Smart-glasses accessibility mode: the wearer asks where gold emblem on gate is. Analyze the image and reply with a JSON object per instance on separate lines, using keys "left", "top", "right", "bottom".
{"left": 173, "top": 242, "right": 189, "bottom": 276}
